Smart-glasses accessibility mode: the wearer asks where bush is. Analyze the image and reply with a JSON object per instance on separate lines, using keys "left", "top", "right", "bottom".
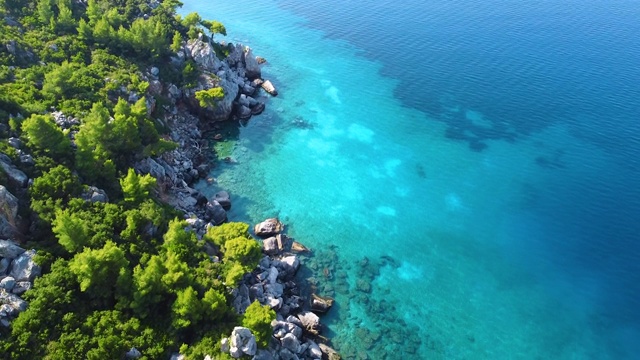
{"left": 241, "top": 301, "right": 275, "bottom": 347}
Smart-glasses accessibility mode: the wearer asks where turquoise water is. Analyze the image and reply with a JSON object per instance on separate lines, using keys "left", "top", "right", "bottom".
{"left": 183, "top": 0, "right": 640, "bottom": 358}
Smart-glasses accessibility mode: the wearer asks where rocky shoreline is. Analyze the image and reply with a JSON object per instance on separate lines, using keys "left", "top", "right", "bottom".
{"left": 1, "top": 33, "right": 339, "bottom": 358}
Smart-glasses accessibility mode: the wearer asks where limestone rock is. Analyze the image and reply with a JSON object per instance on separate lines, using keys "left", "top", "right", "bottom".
{"left": 261, "top": 80, "right": 278, "bottom": 96}
{"left": 9, "top": 249, "right": 41, "bottom": 282}
{"left": 254, "top": 218, "right": 284, "bottom": 237}
{"left": 0, "top": 239, "right": 24, "bottom": 259}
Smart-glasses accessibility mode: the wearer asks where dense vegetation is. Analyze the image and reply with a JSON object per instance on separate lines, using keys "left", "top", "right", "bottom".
{"left": 0, "top": 0, "right": 274, "bottom": 358}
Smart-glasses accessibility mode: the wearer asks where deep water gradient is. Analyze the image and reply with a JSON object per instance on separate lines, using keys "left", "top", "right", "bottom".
{"left": 182, "top": 0, "right": 640, "bottom": 358}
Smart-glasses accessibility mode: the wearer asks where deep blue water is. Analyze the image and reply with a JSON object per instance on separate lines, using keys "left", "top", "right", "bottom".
{"left": 182, "top": 0, "right": 640, "bottom": 358}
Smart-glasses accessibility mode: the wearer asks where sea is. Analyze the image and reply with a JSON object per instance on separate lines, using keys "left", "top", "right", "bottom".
{"left": 179, "top": 0, "right": 640, "bottom": 358}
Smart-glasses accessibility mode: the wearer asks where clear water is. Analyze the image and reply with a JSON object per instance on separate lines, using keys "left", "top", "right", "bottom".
{"left": 181, "top": 0, "right": 640, "bottom": 358}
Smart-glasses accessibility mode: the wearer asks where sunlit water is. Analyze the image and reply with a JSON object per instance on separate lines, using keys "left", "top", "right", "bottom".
{"left": 181, "top": 0, "right": 640, "bottom": 358}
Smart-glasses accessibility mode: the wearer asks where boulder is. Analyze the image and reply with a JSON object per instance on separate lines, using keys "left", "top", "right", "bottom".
{"left": 0, "top": 258, "right": 10, "bottom": 274}
{"left": 229, "top": 327, "right": 257, "bottom": 357}
{"left": 307, "top": 340, "right": 323, "bottom": 359}
{"left": 277, "top": 256, "right": 300, "bottom": 278}
{"left": 0, "top": 276, "right": 15, "bottom": 291}
{"left": 0, "top": 239, "right": 24, "bottom": 259}
{"left": 7, "top": 137, "right": 21, "bottom": 149}
{"left": 81, "top": 186, "right": 109, "bottom": 203}
{"left": 9, "top": 249, "right": 41, "bottom": 282}
{"left": 205, "top": 200, "right": 227, "bottom": 225}
{"left": 261, "top": 80, "right": 278, "bottom": 96}
{"left": 243, "top": 47, "right": 261, "bottom": 79}
{"left": 236, "top": 105, "right": 252, "bottom": 120}
{"left": 251, "top": 102, "right": 265, "bottom": 115}
{"left": 125, "top": 347, "right": 142, "bottom": 359}
{"left": 0, "top": 160, "right": 27, "bottom": 188}
{"left": 297, "top": 311, "right": 321, "bottom": 335}
{"left": 0, "top": 186, "right": 20, "bottom": 239}
{"left": 220, "top": 337, "right": 230, "bottom": 353}
{"left": 11, "top": 281, "right": 31, "bottom": 295}
{"left": 310, "top": 293, "right": 334, "bottom": 314}
{"left": 254, "top": 218, "right": 284, "bottom": 237}
{"left": 213, "top": 191, "right": 231, "bottom": 209}
{"left": 318, "top": 343, "right": 341, "bottom": 360}
{"left": 279, "top": 348, "right": 297, "bottom": 360}
{"left": 262, "top": 237, "right": 279, "bottom": 255}
{"left": 0, "top": 289, "right": 27, "bottom": 314}
{"left": 148, "top": 79, "right": 163, "bottom": 95}
{"left": 281, "top": 333, "right": 301, "bottom": 354}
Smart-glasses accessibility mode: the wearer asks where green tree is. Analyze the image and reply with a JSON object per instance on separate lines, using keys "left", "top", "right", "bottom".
{"left": 241, "top": 301, "right": 276, "bottom": 347}
{"left": 131, "top": 255, "right": 167, "bottom": 318}
{"left": 201, "top": 20, "right": 226, "bottom": 36}
{"left": 195, "top": 87, "right": 224, "bottom": 108}
{"left": 69, "top": 241, "right": 129, "bottom": 297}
{"left": 37, "top": 0, "right": 54, "bottom": 26}
{"left": 170, "top": 30, "right": 182, "bottom": 52}
{"left": 21, "top": 114, "right": 72, "bottom": 162}
{"left": 202, "top": 288, "right": 227, "bottom": 320}
{"left": 204, "top": 222, "right": 250, "bottom": 248}
{"left": 224, "top": 236, "right": 261, "bottom": 266}
{"left": 30, "top": 165, "right": 82, "bottom": 223}
{"left": 171, "top": 286, "right": 203, "bottom": 329}
{"left": 52, "top": 208, "right": 90, "bottom": 253}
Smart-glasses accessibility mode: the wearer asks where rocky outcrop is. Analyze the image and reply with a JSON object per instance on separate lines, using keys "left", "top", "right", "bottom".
{"left": 254, "top": 218, "right": 284, "bottom": 237}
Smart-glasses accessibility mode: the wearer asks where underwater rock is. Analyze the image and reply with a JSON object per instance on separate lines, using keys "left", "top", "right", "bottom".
{"left": 291, "top": 241, "right": 310, "bottom": 253}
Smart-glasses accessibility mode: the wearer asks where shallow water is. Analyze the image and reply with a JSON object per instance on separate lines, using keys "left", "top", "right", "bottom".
{"left": 182, "top": 0, "right": 640, "bottom": 358}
